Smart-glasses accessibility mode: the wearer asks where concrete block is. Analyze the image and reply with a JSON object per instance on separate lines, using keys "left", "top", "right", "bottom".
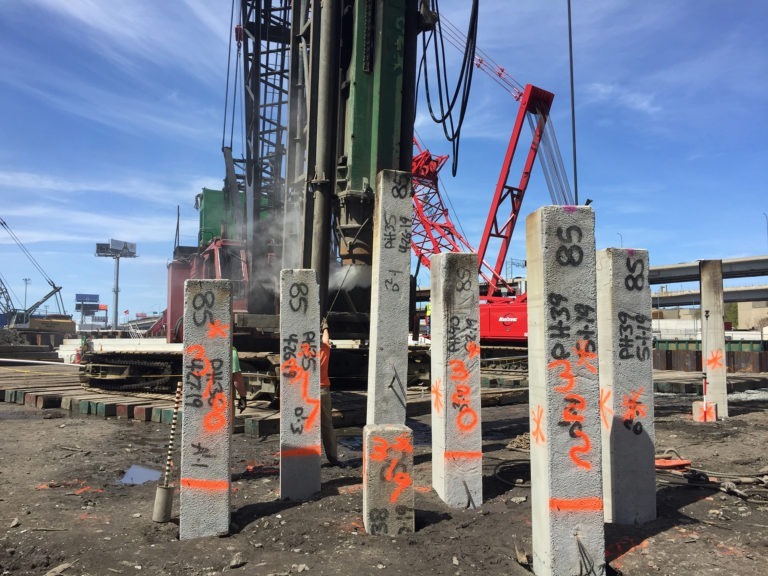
{"left": 430, "top": 252, "right": 482, "bottom": 509}
{"left": 700, "top": 260, "right": 727, "bottom": 417}
{"left": 116, "top": 402, "right": 151, "bottom": 419}
{"left": 526, "top": 206, "right": 605, "bottom": 575}
{"left": 279, "top": 269, "right": 321, "bottom": 501}
{"left": 244, "top": 416, "right": 279, "bottom": 438}
{"left": 96, "top": 399, "right": 123, "bottom": 418}
{"left": 36, "top": 394, "right": 64, "bottom": 409}
{"left": 693, "top": 400, "right": 718, "bottom": 422}
{"left": 151, "top": 405, "right": 172, "bottom": 423}
{"left": 80, "top": 399, "right": 94, "bottom": 415}
{"left": 597, "top": 248, "right": 656, "bottom": 524}
{"left": 179, "top": 279, "right": 233, "bottom": 540}
{"left": 160, "top": 406, "right": 183, "bottom": 425}
{"left": 363, "top": 424, "right": 414, "bottom": 535}
{"left": 133, "top": 405, "right": 154, "bottom": 421}
{"left": 367, "top": 170, "right": 413, "bottom": 426}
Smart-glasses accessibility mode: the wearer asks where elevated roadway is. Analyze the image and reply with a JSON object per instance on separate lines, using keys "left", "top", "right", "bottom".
{"left": 652, "top": 285, "right": 768, "bottom": 307}
{"left": 649, "top": 256, "right": 768, "bottom": 284}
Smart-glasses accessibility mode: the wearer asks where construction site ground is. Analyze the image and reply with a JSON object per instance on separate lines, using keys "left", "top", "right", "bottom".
{"left": 2, "top": 365, "right": 768, "bottom": 575}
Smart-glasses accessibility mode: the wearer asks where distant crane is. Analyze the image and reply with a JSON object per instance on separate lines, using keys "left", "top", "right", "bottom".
{"left": 0, "top": 217, "right": 66, "bottom": 327}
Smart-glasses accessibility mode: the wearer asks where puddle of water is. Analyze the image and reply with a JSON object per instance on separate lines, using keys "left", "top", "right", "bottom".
{"left": 120, "top": 464, "right": 162, "bottom": 485}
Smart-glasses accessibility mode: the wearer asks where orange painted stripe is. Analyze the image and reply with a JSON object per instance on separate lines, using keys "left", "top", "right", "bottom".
{"left": 549, "top": 497, "right": 603, "bottom": 512}
{"left": 444, "top": 451, "right": 483, "bottom": 459}
{"left": 282, "top": 445, "right": 322, "bottom": 458}
{"left": 180, "top": 478, "right": 229, "bottom": 492}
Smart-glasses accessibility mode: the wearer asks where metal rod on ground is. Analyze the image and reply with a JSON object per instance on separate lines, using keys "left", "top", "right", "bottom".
{"left": 152, "top": 380, "right": 183, "bottom": 523}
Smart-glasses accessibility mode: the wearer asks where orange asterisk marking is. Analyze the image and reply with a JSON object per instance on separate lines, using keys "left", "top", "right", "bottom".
{"left": 392, "top": 433, "right": 413, "bottom": 454}
{"left": 431, "top": 379, "right": 444, "bottom": 414}
{"left": 572, "top": 339, "right": 598, "bottom": 374}
{"left": 698, "top": 402, "right": 716, "bottom": 422}
{"left": 207, "top": 320, "right": 229, "bottom": 339}
{"left": 600, "top": 388, "right": 613, "bottom": 430}
{"left": 531, "top": 405, "right": 546, "bottom": 445}
{"left": 621, "top": 387, "right": 647, "bottom": 422}
{"left": 466, "top": 340, "right": 480, "bottom": 359}
{"left": 707, "top": 349, "right": 724, "bottom": 370}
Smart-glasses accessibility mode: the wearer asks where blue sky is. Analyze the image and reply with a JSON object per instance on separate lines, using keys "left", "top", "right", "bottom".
{"left": 1, "top": 1, "right": 766, "bottom": 321}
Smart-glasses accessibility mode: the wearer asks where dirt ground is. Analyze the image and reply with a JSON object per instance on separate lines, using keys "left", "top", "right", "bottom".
{"left": 2, "top": 385, "right": 768, "bottom": 576}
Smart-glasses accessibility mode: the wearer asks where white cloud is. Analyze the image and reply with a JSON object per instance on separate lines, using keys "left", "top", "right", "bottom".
{"left": 582, "top": 82, "right": 661, "bottom": 116}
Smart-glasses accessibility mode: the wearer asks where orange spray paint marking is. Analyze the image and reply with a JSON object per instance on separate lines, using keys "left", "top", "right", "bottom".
{"left": 548, "top": 357, "right": 593, "bottom": 468}
{"left": 448, "top": 359, "right": 470, "bottom": 382}
{"left": 444, "top": 451, "right": 482, "bottom": 459}
{"left": 370, "top": 435, "right": 413, "bottom": 503}
{"left": 180, "top": 477, "right": 229, "bottom": 491}
{"left": 298, "top": 342, "right": 317, "bottom": 361}
{"left": 549, "top": 496, "right": 603, "bottom": 512}
{"left": 570, "top": 429, "right": 592, "bottom": 470}
{"left": 549, "top": 359, "right": 575, "bottom": 393}
{"left": 561, "top": 393, "right": 586, "bottom": 423}
{"left": 206, "top": 320, "right": 229, "bottom": 339}
{"left": 456, "top": 406, "right": 478, "bottom": 432}
{"left": 466, "top": 340, "right": 480, "bottom": 359}
{"left": 282, "top": 445, "right": 322, "bottom": 457}
{"left": 280, "top": 359, "right": 320, "bottom": 432}
{"left": 572, "top": 339, "right": 598, "bottom": 373}
{"left": 389, "top": 472, "right": 412, "bottom": 503}
{"left": 621, "top": 387, "right": 647, "bottom": 422}
{"left": 392, "top": 433, "right": 413, "bottom": 454}
{"left": 370, "top": 436, "right": 390, "bottom": 461}
{"left": 707, "top": 349, "right": 724, "bottom": 370}
{"left": 186, "top": 344, "right": 215, "bottom": 400}
{"left": 75, "top": 486, "right": 104, "bottom": 495}
{"left": 531, "top": 405, "right": 546, "bottom": 445}
{"left": 203, "top": 391, "right": 227, "bottom": 432}
{"left": 384, "top": 457, "right": 400, "bottom": 481}
{"left": 431, "top": 379, "right": 444, "bottom": 414}
{"left": 449, "top": 359, "right": 478, "bottom": 432}
{"left": 599, "top": 388, "right": 613, "bottom": 430}
{"left": 697, "top": 403, "right": 716, "bottom": 422}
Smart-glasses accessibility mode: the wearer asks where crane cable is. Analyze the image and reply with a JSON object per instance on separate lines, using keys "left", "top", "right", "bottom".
{"left": 417, "top": 0, "right": 480, "bottom": 176}
{"left": 438, "top": 16, "right": 525, "bottom": 101}
{"left": 429, "top": 9, "right": 574, "bottom": 207}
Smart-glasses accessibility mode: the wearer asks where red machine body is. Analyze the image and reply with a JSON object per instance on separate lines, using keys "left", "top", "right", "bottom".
{"left": 164, "top": 239, "right": 249, "bottom": 343}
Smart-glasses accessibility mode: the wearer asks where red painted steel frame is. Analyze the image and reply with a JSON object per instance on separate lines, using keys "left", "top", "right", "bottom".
{"left": 475, "top": 84, "right": 554, "bottom": 296}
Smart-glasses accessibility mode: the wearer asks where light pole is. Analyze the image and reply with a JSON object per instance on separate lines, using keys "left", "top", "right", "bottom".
{"left": 763, "top": 212, "right": 767, "bottom": 250}
{"left": 22, "top": 277, "right": 30, "bottom": 309}
{"left": 96, "top": 240, "right": 137, "bottom": 329}
{"left": 617, "top": 232, "right": 623, "bottom": 247}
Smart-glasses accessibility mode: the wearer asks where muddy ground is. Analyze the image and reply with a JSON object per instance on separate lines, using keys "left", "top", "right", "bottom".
{"left": 2, "top": 385, "right": 768, "bottom": 576}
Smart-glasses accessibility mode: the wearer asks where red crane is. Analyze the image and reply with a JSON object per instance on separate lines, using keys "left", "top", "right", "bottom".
{"left": 410, "top": 21, "right": 572, "bottom": 344}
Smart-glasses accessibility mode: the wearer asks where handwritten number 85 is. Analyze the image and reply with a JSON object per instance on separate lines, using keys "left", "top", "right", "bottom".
{"left": 289, "top": 282, "right": 309, "bottom": 313}
{"left": 192, "top": 291, "right": 215, "bottom": 326}
{"left": 625, "top": 258, "right": 644, "bottom": 291}
{"left": 555, "top": 225, "right": 583, "bottom": 267}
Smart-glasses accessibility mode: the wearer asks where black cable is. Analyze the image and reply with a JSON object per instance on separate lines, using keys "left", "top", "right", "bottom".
{"left": 420, "top": 0, "right": 479, "bottom": 175}
{"left": 222, "top": 0, "right": 237, "bottom": 150}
